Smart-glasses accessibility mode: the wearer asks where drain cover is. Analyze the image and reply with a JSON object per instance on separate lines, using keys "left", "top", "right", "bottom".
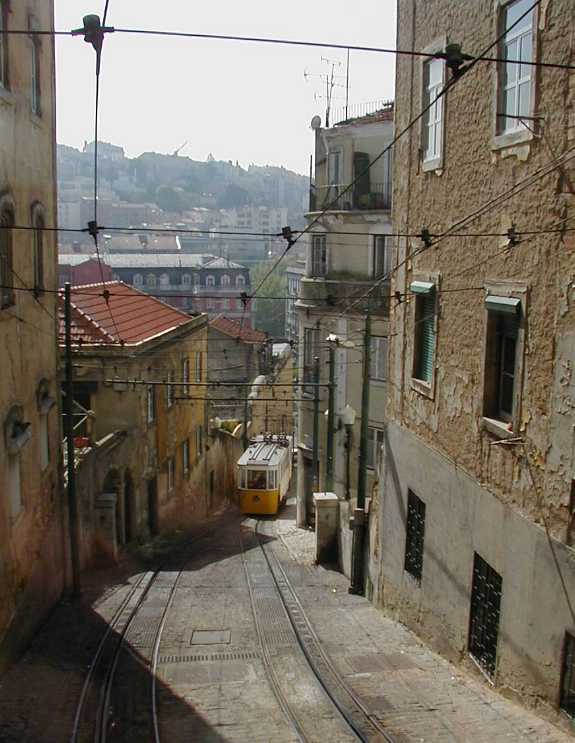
{"left": 190, "top": 629, "right": 231, "bottom": 645}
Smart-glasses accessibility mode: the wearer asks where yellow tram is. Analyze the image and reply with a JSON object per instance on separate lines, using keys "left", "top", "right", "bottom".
{"left": 237, "top": 435, "right": 292, "bottom": 515}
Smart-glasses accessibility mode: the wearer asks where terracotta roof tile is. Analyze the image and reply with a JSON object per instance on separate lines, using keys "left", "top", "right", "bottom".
{"left": 59, "top": 281, "right": 198, "bottom": 346}
{"left": 209, "top": 315, "right": 267, "bottom": 343}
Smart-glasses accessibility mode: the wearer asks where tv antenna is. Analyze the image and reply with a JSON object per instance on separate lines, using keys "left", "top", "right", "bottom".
{"left": 304, "top": 56, "right": 347, "bottom": 127}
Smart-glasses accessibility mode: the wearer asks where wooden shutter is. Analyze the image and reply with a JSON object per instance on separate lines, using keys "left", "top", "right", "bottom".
{"left": 417, "top": 294, "right": 435, "bottom": 382}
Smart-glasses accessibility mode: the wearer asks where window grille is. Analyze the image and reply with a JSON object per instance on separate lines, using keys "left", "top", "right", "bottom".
{"left": 468, "top": 553, "right": 502, "bottom": 678}
{"left": 404, "top": 490, "right": 426, "bottom": 581}
{"left": 561, "top": 632, "right": 575, "bottom": 717}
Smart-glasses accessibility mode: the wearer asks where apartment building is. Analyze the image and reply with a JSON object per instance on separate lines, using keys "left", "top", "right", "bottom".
{"left": 378, "top": 0, "right": 575, "bottom": 717}
{"left": 0, "top": 1, "right": 65, "bottom": 669}
{"left": 295, "top": 105, "right": 394, "bottom": 575}
{"left": 61, "top": 282, "right": 209, "bottom": 553}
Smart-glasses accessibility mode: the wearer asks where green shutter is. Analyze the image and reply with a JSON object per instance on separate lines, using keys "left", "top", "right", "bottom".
{"left": 417, "top": 294, "right": 435, "bottom": 382}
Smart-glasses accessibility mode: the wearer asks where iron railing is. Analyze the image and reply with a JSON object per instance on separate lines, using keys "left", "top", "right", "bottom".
{"left": 309, "top": 181, "right": 392, "bottom": 212}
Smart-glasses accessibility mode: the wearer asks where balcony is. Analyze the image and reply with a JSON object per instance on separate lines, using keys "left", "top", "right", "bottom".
{"left": 298, "top": 275, "right": 391, "bottom": 317}
{"left": 309, "top": 181, "right": 392, "bottom": 213}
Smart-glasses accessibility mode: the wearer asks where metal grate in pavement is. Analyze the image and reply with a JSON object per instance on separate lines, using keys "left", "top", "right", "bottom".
{"left": 158, "top": 651, "right": 260, "bottom": 664}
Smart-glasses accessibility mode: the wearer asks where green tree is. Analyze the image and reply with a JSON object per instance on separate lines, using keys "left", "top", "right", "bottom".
{"left": 155, "top": 185, "right": 186, "bottom": 213}
{"left": 250, "top": 262, "right": 287, "bottom": 338}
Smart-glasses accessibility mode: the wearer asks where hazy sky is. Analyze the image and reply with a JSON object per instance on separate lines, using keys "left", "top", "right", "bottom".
{"left": 55, "top": 1, "right": 396, "bottom": 174}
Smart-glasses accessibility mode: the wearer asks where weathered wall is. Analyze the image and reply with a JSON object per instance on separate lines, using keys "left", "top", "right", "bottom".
{"left": 379, "top": 0, "right": 575, "bottom": 714}
{"left": 379, "top": 421, "right": 575, "bottom": 710}
{"left": 0, "top": 0, "right": 66, "bottom": 671}
{"left": 250, "top": 350, "right": 295, "bottom": 436}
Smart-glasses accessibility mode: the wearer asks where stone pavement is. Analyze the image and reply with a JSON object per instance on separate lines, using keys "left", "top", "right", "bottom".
{"left": 274, "top": 501, "right": 574, "bottom": 743}
{"left": 0, "top": 502, "right": 572, "bottom": 743}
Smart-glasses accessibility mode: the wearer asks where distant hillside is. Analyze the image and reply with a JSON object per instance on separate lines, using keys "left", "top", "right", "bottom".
{"left": 57, "top": 142, "right": 308, "bottom": 224}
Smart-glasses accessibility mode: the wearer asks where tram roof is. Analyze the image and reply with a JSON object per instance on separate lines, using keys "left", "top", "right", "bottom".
{"left": 238, "top": 438, "right": 289, "bottom": 467}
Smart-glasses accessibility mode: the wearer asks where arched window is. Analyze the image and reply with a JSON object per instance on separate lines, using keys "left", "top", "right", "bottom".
{"left": 29, "top": 16, "right": 42, "bottom": 117}
{"left": 0, "top": 199, "right": 15, "bottom": 308}
{"left": 133, "top": 273, "right": 143, "bottom": 287}
{"left": 182, "top": 273, "right": 191, "bottom": 286}
{"left": 236, "top": 274, "right": 246, "bottom": 288}
{"left": 159, "top": 273, "right": 170, "bottom": 287}
{"left": 221, "top": 274, "right": 230, "bottom": 287}
{"left": 206, "top": 275, "right": 215, "bottom": 288}
{"left": 193, "top": 273, "right": 200, "bottom": 286}
{"left": 146, "top": 274, "right": 157, "bottom": 288}
{"left": 31, "top": 203, "right": 45, "bottom": 294}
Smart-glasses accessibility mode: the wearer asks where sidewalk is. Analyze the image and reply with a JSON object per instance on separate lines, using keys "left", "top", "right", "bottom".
{"left": 275, "top": 502, "right": 573, "bottom": 743}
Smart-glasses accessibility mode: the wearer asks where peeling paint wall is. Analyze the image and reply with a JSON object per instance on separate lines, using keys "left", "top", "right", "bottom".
{"left": 376, "top": 0, "right": 575, "bottom": 717}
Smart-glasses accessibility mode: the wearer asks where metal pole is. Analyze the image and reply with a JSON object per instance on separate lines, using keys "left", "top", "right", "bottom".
{"left": 345, "top": 47, "right": 350, "bottom": 120}
{"left": 64, "top": 283, "right": 81, "bottom": 597}
{"left": 325, "top": 344, "right": 336, "bottom": 492}
{"left": 350, "top": 311, "right": 371, "bottom": 595}
{"left": 345, "top": 426, "right": 351, "bottom": 500}
{"left": 312, "top": 355, "right": 320, "bottom": 492}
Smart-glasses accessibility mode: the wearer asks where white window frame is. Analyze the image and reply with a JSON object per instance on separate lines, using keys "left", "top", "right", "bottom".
{"left": 236, "top": 275, "right": 246, "bottom": 288}
{"left": 494, "top": 0, "right": 537, "bottom": 148}
{"left": 371, "top": 235, "right": 393, "bottom": 280}
{"left": 310, "top": 233, "right": 327, "bottom": 278}
{"left": 370, "top": 336, "right": 388, "bottom": 382}
{"left": 367, "top": 427, "right": 384, "bottom": 472}
{"left": 206, "top": 275, "right": 215, "bottom": 288}
{"left": 420, "top": 39, "right": 446, "bottom": 172}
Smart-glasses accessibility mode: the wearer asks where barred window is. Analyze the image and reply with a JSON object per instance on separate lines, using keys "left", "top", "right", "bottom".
{"left": 404, "top": 490, "right": 426, "bottom": 582}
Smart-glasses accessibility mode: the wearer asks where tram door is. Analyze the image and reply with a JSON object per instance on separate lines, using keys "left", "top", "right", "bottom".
{"left": 147, "top": 478, "right": 158, "bottom": 537}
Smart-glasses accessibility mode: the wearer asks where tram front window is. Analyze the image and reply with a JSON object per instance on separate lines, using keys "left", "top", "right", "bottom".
{"left": 247, "top": 470, "right": 267, "bottom": 489}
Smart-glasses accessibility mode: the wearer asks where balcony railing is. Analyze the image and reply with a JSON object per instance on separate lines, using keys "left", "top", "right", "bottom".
{"left": 309, "top": 181, "right": 392, "bottom": 213}
{"left": 299, "top": 276, "right": 391, "bottom": 317}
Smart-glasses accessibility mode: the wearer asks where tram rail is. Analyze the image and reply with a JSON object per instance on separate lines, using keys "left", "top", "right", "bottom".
{"left": 256, "top": 520, "right": 397, "bottom": 743}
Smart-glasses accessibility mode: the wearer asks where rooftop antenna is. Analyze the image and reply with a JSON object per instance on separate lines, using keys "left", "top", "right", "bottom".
{"left": 304, "top": 57, "right": 344, "bottom": 128}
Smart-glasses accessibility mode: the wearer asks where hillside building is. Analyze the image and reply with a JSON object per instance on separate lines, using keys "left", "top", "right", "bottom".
{"left": 0, "top": 0, "right": 65, "bottom": 670}
{"left": 377, "top": 0, "right": 575, "bottom": 718}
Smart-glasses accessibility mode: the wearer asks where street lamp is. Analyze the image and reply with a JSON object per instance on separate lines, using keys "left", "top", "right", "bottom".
{"left": 341, "top": 405, "right": 356, "bottom": 500}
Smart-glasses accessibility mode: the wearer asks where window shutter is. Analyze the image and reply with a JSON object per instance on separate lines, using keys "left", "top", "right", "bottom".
{"left": 419, "top": 294, "right": 435, "bottom": 382}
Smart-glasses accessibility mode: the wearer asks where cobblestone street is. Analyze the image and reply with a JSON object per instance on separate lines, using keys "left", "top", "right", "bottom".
{"left": 0, "top": 500, "right": 572, "bottom": 743}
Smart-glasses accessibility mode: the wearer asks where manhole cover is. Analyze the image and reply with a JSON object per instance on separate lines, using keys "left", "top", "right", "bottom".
{"left": 190, "top": 629, "right": 231, "bottom": 645}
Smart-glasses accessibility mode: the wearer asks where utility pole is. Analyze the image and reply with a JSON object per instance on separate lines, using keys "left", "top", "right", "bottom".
{"left": 64, "top": 283, "right": 81, "bottom": 597}
{"left": 312, "top": 355, "right": 320, "bottom": 492}
{"left": 325, "top": 343, "right": 336, "bottom": 492}
{"left": 350, "top": 311, "right": 371, "bottom": 595}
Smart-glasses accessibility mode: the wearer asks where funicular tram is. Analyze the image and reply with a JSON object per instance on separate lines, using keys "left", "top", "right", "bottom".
{"left": 237, "top": 434, "right": 292, "bottom": 515}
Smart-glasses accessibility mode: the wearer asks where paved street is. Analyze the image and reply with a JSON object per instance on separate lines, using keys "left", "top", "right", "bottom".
{"left": 0, "top": 500, "right": 572, "bottom": 742}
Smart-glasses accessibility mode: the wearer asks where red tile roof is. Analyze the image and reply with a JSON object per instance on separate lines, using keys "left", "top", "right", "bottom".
{"left": 209, "top": 315, "right": 267, "bottom": 343}
{"left": 59, "top": 281, "right": 197, "bottom": 346}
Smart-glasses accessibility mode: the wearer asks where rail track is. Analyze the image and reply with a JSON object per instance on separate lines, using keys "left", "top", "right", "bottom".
{"left": 241, "top": 518, "right": 397, "bottom": 743}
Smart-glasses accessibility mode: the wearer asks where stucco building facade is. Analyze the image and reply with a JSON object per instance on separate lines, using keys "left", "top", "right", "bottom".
{"left": 61, "top": 282, "right": 210, "bottom": 561}
{"left": 0, "top": 0, "right": 65, "bottom": 669}
{"left": 377, "top": 0, "right": 575, "bottom": 719}
{"left": 295, "top": 107, "right": 394, "bottom": 577}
